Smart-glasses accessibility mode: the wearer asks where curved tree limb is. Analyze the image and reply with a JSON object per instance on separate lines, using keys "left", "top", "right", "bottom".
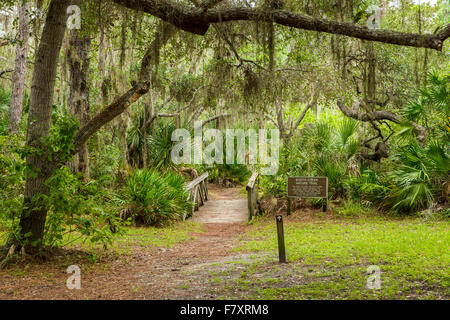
{"left": 337, "top": 100, "right": 427, "bottom": 143}
{"left": 285, "top": 86, "right": 319, "bottom": 138}
{"left": 112, "top": 0, "right": 450, "bottom": 50}
{"left": 199, "top": 113, "right": 231, "bottom": 127}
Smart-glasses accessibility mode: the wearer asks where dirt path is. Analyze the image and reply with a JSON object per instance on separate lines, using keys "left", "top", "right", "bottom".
{"left": 0, "top": 184, "right": 254, "bottom": 300}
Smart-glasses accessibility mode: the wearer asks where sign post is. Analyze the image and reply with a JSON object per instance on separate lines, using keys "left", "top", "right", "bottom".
{"left": 287, "top": 177, "right": 328, "bottom": 212}
{"left": 276, "top": 215, "right": 287, "bottom": 263}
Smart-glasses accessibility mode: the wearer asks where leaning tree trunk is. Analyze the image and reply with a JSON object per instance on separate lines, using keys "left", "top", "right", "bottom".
{"left": 8, "top": 1, "right": 30, "bottom": 134}
{"left": 19, "top": 0, "right": 72, "bottom": 253}
{"left": 68, "top": 30, "right": 91, "bottom": 180}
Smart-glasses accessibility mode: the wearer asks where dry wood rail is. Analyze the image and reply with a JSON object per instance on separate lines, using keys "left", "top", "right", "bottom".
{"left": 184, "top": 172, "right": 209, "bottom": 219}
{"left": 246, "top": 172, "right": 260, "bottom": 221}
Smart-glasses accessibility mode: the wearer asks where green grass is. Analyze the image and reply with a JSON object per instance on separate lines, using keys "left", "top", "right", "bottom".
{"left": 114, "top": 221, "right": 203, "bottom": 251}
{"left": 227, "top": 215, "right": 450, "bottom": 299}
{"left": 62, "top": 220, "right": 203, "bottom": 254}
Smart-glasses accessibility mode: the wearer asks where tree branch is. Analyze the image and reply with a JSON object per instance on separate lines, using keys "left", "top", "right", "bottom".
{"left": 0, "top": 69, "right": 13, "bottom": 79}
{"left": 337, "top": 100, "right": 427, "bottom": 143}
{"left": 286, "top": 86, "right": 319, "bottom": 138}
{"left": 112, "top": 0, "right": 449, "bottom": 50}
{"left": 197, "top": 113, "right": 231, "bottom": 127}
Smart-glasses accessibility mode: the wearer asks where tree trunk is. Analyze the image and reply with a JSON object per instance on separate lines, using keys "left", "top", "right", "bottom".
{"left": 8, "top": 1, "right": 30, "bottom": 134}
{"left": 19, "top": 0, "right": 72, "bottom": 253}
{"left": 68, "top": 30, "right": 91, "bottom": 180}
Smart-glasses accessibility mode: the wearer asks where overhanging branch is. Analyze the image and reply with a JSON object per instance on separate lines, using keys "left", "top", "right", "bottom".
{"left": 337, "top": 100, "right": 427, "bottom": 143}
{"left": 112, "top": 0, "right": 449, "bottom": 50}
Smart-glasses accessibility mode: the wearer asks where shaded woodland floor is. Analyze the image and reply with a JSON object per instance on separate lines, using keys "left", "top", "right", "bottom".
{"left": 0, "top": 184, "right": 448, "bottom": 300}
{"left": 0, "top": 185, "right": 253, "bottom": 299}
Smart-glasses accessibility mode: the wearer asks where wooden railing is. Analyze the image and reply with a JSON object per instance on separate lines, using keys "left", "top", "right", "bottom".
{"left": 246, "top": 172, "right": 260, "bottom": 221}
{"left": 184, "top": 172, "right": 209, "bottom": 219}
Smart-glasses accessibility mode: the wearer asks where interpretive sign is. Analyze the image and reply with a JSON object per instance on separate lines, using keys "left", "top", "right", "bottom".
{"left": 287, "top": 177, "right": 328, "bottom": 198}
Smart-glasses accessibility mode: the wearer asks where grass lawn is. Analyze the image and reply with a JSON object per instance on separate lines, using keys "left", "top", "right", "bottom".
{"left": 223, "top": 213, "right": 450, "bottom": 300}
{"left": 63, "top": 220, "right": 203, "bottom": 254}
{"left": 1, "top": 210, "right": 448, "bottom": 300}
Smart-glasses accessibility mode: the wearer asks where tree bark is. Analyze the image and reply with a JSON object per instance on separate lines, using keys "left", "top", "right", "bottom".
{"left": 68, "top": 30, "right": 91, "bottom": 180}
{"left": 112, "top": 0, "right": 449, "bottom": 50}
{"left": 8, "top": 1, "right": 30, "bottom": 134}
{"left": 19, "top": 0, "right": 73, "bottom": 253}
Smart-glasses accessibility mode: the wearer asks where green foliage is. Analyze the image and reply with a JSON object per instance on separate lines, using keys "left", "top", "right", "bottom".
{"left": 344, "top": 169, "right": 388, "bottom": 206}
{"left": 386, "top": 72, "right": 450, "bottom": 213}
{"left": 128, "top": 116, "right": 180, "bottom": 171}
{"left": 205, "top": 162, "right": 252, "bottom": 185}
{"left": 384, "top": 142, "right": 449, "bottom": 213}
{"left": 0, "top": 87, "right": 11, "bottom": 135}
{"left": 47, "top": 110, "right": 80, "bottom": 163}
{"left": 127, "top": 106, "right": 146, "bottom": 167}
{"left": 40, "top": 167, "right": 124, "bottom": 248}
{"left": 0, "top": 110, "right": 123, "bottom": 248}
{"left": 311, "top": 121, "right": 332, "bottom": 152}
{"left": 118, "top": 169, "right": 192, "bottom": 226}
{"left": 90, "top": 142, "right": 121, "bottom": 181}
{"left": 402, "top": 70, "right": 449, "bottom": 142}
{"left": 313, "top": 154, "right": 346, "bottom": 198}
{"left": 0, "top": 135, "right": 26, "bottom": 237}
{"left": 337, "top": 118, "right": 359, "bottom": 159}
{"left": 148, "top": 121, "right": 179, "bottom": 171}
{"left": 260, "top": 113, "right": 360, "bottom": 200}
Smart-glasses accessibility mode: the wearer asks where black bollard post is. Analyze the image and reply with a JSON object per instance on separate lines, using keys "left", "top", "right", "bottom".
{"left": 276, "top": 215, "right": 287, "bottom": 263}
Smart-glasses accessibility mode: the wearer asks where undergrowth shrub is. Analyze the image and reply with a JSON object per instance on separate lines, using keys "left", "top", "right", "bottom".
{"left": 41, "top": 168, "right": 124, "bottom": 248}
{"left": 0, "top": 135, "right": 26, "bottom": 237}
{"left": 384, "top": 141, "right": 449, "bottom": 213}
{"left": 0, "top": 87, "right": 11, "bottom": 135}
{"left": 118, "top": 169, "right": 192, "bottom": 226}
{"left": 344, "top": 169, "right": 389, "bottom": 207}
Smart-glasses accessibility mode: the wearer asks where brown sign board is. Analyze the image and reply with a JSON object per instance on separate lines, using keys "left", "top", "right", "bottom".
{"left": 287, "top": 177, "right": 328, "bottom": 198}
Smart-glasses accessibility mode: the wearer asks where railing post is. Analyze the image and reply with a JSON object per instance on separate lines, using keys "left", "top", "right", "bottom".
{"left": 247, "top": 187, "right": 254, "bottom": 221}
{"left": 246, "top": 172, "right": 259, "bottom": 222}
{"left": 184, "top": 172, "right": 209, "bottom": 217}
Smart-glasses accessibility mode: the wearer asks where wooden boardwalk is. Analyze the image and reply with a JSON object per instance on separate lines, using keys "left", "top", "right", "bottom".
{"left": 191, "top": 184, "right": 248, "bottom": 224}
